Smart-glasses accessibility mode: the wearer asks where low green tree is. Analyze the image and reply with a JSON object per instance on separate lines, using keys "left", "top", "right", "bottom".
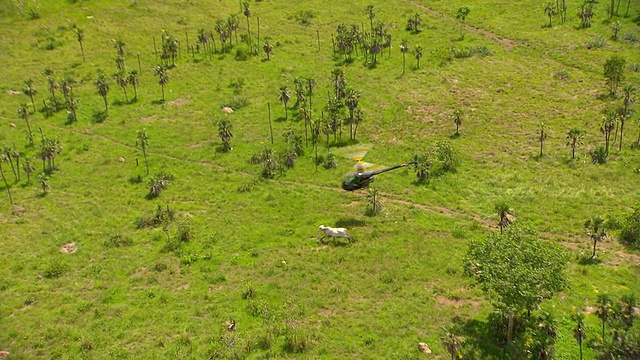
{"left": 127, "top": 70, "right": 140, "bottom": 101}
{"left": 113, "top": 70, "right": 128, "bottom": 102}
{"left": 619, "top": 203, "right": 640, "bottom": 247}
{"left": 217, "top": 117, "right": 233, "bottom": 151}
{"left": 451, "top": 108, "right": 463, "bottom": 135}
{"left": 585, "top": 215, "right": 607, "bottom": 259}
{"left": 464, "top": 227, "right": 568, "bottom": 343}
{"left": 456, "top": 6, "right": 471, "bottom": 38}
{"left": 413, "top": 45, "right": 423, "bottom": 69}
{"left": 494, "top": 202, "right": 514, "bottom": 234}
{"left": 538, "top": 122, "right": 547, "bottom": 157}
{"left": 441, "top": 329, "right": 464, "bottom": 360}
{"left": 279, "top": 85, "right": 291, "bottom": 121}
{"left": 604, "top": 55, "right": 625, "bottom": 96}
{"left": 263, "top": 40, "right": 273, "bottom": 60}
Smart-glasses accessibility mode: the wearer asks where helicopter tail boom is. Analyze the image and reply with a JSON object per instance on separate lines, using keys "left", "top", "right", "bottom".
{"left": 369, "top": 160, "right": 417, "bottom": 176}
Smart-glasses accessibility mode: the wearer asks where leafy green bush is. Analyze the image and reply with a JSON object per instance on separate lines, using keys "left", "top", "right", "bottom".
{"left": 135, "top": 204, "right": 175, "bottom": 229}
{"left": 104, "top": 233, "right": 133, "bottom": 248}
{"left": 324, "top": 153, "right": 337, "bottom": 169}
{"left": 147, "top": 171, "right": 174, "bottom": 198}
{"left": 289, "top": 10, "right": 315, "bottom": 25}
{"left": 586, "top": 35, "right": 607, "bottom": 49}
{"left": 220, "top": 96, "right": 249, "bottom": 110}
{"left": 619, "top": 203, "right": 640, "bottom": 248}
{"left": 590, "top": 146, "right": 608, "bottom": 164}
{"left": 43, "top": 261, "right": 68, "bottom": 279}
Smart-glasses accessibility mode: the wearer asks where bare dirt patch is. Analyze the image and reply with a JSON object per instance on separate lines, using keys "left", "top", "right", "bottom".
{"left": 59, "top": 242, "right": 77, "bottom": 254}
{"left": 139, "top": 115, "right": 157, "bottom": 123}
{"left": 436, "top": 295, "right": 481, "bottom": 308}
{"left": 168, "top": 97, "right": 188, "bottom": 106}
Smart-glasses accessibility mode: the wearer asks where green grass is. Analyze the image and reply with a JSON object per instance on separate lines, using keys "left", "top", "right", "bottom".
{"left": 1, "top": 0, "right": 640, "bottom": 358}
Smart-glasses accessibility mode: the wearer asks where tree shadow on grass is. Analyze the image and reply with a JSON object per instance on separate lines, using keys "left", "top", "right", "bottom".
{"left": 151, "top": 99, "right": 166, "bottom": 105}
{"left": 578, "top": 255, "right": 603, "bottom": 265}
{"left": 451, "top": 317, "right": 508, "bottom": 360}
{"left": 92, "top": 110, "right": 108, "bottom": 123}
{"left": 335, "top": 218, "right": 366, "bottom": 228}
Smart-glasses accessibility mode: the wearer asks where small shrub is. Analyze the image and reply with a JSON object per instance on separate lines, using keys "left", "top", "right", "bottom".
{"left": 250, "top": 148, "right": 279, "bottom": 178}
{"left": 235, "top": 48, "right": 249, "bottom": 61}
{"left": 554, "top": 69, "right": 571, "bottom": 80}
{"left": 324, "top": 153, "right": 337, "bottom": 169}
{"left": 220, "top": 96, "right": 249, "bottom": 110}
{"left": 590, "top": 146, "right": 608, "bottom": 164}
{"left": 176, "top": 217, "right": 193, "bottom": 242}
{"left": 451, "top": 47, "right": 473, "bottom": 59}
{"left": 622, "top": 32, "right": 639, "bottom": 43}
{"left": 104, "top": 233, "right": 133, "bottom": 248}
{"left": 290, "top": 10, "right": 315, "bottom": 25}
{"left": 43, "top": 261, "right": 68, "bottom": 279}
{"left": 282, "top": 149, "right": 297, "bottom": 169}
{"left": 153, "top": 261, "right": 168, "bottom": 272}
{"left": 586, "top": 35, "right": 607, "bottom": 49}
{"left": 284, "top": 328, "right": 311, "bottom": 353}
{"left": 136, "top": 204, "right": 175, "bottom": 229}
{"left": 619, "top": 203, "right": 640, "bottom": 248}
{"left": 434, "top": 140, "right": 460, "bottom": 172}
{"left": 147, "top": 171, "right": 174, "bottom": 198}
{"left": 27, "top": 2, "right": 40, "bottom": 19}
{"left": 242, "top": 284, "right": 256, "bottom": 299}
{"left": 228, "top": 77, "right": 245, "bottom": 94}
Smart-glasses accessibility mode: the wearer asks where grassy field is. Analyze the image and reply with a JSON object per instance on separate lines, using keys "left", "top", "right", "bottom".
{"left": 1, "top": 0, "right": 640, "bottom": 358}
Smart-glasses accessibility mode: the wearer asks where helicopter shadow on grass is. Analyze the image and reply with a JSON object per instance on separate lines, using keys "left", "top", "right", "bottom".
{"left": 334, "top": 217, "right": 366, "bottom": 228}
{"left": 449, "top": 316, "right": 508, "bottom": 360}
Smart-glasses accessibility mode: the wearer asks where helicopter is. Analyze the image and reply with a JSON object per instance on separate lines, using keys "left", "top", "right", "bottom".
{"left": 335, "top": 145, "right": 417, "bottom": 191}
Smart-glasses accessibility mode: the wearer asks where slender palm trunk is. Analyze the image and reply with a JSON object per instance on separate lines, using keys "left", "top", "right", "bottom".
{"left": 578, "top": 338, "right": 583, "bottom": 360}
{"left": 590, "top": 237, "right": 597, "bottom": 259}
{"left": 123, "top": 87, "right": 128, "bottom": 102}
{"left": 103, "top": 95, "right": 108, "bottom": 113}
{"left": 245, "top": 17, "right": 251, "bottom": 47}
{"left": 602, "top": 319, "right": 606, "bottom": 339}
{"left": 132, "top": 83, "right": 138, "bottom": 100}
{"left": 29, "top": 95, "right": 36, "bottom": 113}
{"left": 507, "top": 310, "right": 514, "bottom": 343}
{"left": 161, "top": 84, "right": 165, "bottom": 101}
{"left": 7, "top": 155, "right": 16, "bottom": 180}
{"left": 0, "top": 163, "right": 13, "bottom": 205}
{"left": 283, "top": 103, "right": 287, "bottom": 121}
{"left": 143, "top": 150, "right": 149, "bottom": 175}
{"left": 79, "top": 41, "right": 85, "bottom": 61}
{"left": 540, "top": 138, "right": 544, "bottom": 157}
{"left": 402, "top": 52, "right": 406, "bottom": 74}
{"left": 618, "top": 121, "right": 624, "bottom": 151}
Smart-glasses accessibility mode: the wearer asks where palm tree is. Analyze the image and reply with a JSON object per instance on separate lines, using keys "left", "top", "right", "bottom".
{"left": 263, "top": 40, "right": 273, "bottom": 60}
{"left": 217, "top": 117, "right": 233, "bottom": 151}
{"left": 601, "top": 109, "right": 617, "bottom": 154}
{"left": 66, "top": 98, "right": 78, "bottom": 123}
{"left": 413, "top": 45, "right": 423, "bottom": 69}
{"left": 43, "top": 68, "right": 59, "bottom": 109}
{"left": 352, "top": 108, "right": 364, "bottom": 141}
{"left": 494, "top": 202, "right": 513, "bottom": 234}
{"left": 17, "top": 104, "right": 34, "bottom": 145}
{"left": 75, "top": 26, "right": 85, "bottom": 61}
{"left": 243, "top": 2, "right": 251, "bottom": 47}
{"left": 618, "top": 84, "right": 635, "bottom": 151}
{"left": 572, "top": 312, "right": 586, "bottom": 360}
{"left": 279, "top": 85, "right": 290, "bottom": 121}
{"left": 344, "top": 88, "right": 360, "bottom": 140}
{"left": 585, "top": 215, "right": 606, "bottom": 259}
{"left": 127, "top": 70, "right": 140, "bottom": 101}
{"left": 441, "top": 331, "right": 464, "bottom": 360}
{"left": 456, "top": 6, "right": 471, "bottom": 38}
{"left": 331, "top": 68, "right": 347, "bottom": 99}
{"left": 566, "top": 128, "right": 584, "bottom": 159}
{"left": 113, "top": 70, "right": 128, "bottom": 102}
{"left": 306, "top": 77, "right": 316, "bottom": 114}
{"left": 451, "top": 108, "right": 463, "bottom": 135}
{"left": 298, "top": 106, "right": 311, "bottom": 145}
{"left": 0, "top": 154, "right": 13, "bottom": 205}
{"left": 594, "top": 294, "right": 613, "bottom": 339}
{"left": 23, "top": 158, "right": 35, "bottom": 184}
{"left": 112, "top": 38, "right": 126, "bottom": 70}
{"left": 23, "top": 79, "right": 37, "bottom": 113}
{"left": 136, "top": 129, "right": 150, "bottom": 175}
{"left": 366, "top": 5, "right": 375, "bottom": 30}
{"left": 95, "top": 71, "right": 110, "bottom": 114}
{"left": 155, "top": 66, "right": 169, "bottom": 101}
{"left": 400, "top": 39, "right": 409, "bottom": 74}
{"left": 3, "top": 146, "right": 17, "bottom": 181}
{"left": 544, "top": 3, "right": 556, "bottom": 27}
{"left": 227, "top": 15, "right": 240, "bottom": 46}
{"left": 538, "top": 122, "right": 547, "bottom": 157}
{"left": 37, "top": 173, "right": 50, "bottom": 195}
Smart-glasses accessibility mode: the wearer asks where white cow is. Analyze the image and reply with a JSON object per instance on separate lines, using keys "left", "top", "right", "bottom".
{"left": 318, "top": 225, "right": 352, "bottom": 243}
